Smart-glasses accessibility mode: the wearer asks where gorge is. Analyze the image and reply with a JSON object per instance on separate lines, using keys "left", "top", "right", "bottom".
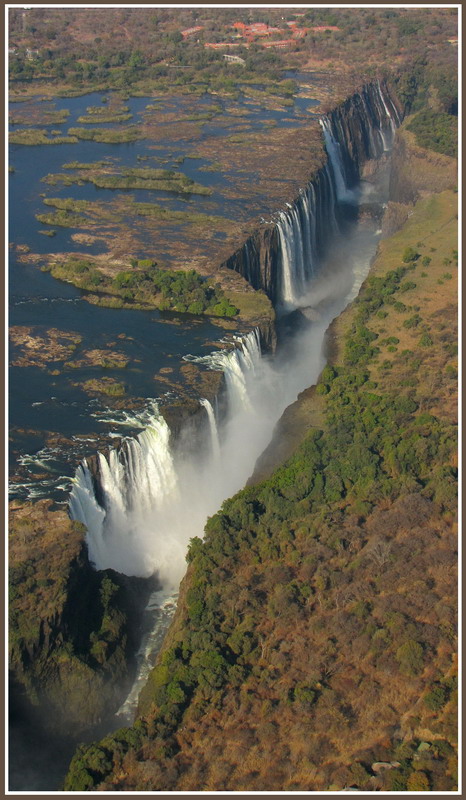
{"left": 8, "top": 8, "right": 458, "bottom": 788}
{"left": 65, "top": 80, "right": 401, "bottom": 736}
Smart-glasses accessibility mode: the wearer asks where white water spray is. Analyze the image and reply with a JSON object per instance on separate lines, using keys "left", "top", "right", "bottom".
{"left": 69, "top": 330, "right": 279, "bottom": 585}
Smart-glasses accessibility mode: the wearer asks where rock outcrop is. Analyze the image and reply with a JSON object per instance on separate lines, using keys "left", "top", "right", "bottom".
{"left": 9, "top": 500, "right": 155, "bottom": 734}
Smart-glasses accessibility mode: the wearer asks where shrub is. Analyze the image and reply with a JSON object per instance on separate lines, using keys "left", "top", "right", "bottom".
{"left": 294, "top": 684, "right": 317, "bottom": 706}
{"left": 396, "top": 640, "right": 424, "bottom": 675}
{"left": 402, "top": 246, "right": 420, "bottom": 263}
{"left": 407, "top": 771, "right": 430, "bottom": 791}
{"left": 419, "top": 333, "right": 433, "bottom": 347}
{"left": 316, "top": 383, "right": 329, "bottom": 395}
{"left": 400, "top": 281, "right": 416, "bottom": 293}
{"left": 394, "top": 396, "right": 418, "bottom": 414}
{"left": 424, "top": 683, "right": 448, "bottom": 711}
{"left": 137, "top": 259, "right": 156, "bottom": 269}
{"left": 403, "top": 314, "right": 422, "bottom": 329}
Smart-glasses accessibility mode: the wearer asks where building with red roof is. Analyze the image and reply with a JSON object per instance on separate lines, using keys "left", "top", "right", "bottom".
{"left": 261, "top": 38, "right": 295, "bottom": 49}
{"left": 181, "top": 26, "right": 204, "bottom": 39}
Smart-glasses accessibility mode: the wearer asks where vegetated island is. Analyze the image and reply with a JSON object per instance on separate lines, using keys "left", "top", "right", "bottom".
{"left": 41, "top": 258, "right": 240, "bottom": 317}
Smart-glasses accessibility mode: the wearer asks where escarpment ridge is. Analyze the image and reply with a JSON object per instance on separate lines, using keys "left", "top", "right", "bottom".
{"left": 220, "top": 81, "right": 402, "bottom": 306}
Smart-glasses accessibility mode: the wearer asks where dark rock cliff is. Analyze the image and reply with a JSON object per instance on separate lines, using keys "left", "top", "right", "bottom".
{"left": 221, "top": 225, "right": 281, "bottom": 305}
{"left": 327, "top": 81, "right": 403, "bottom": 187}
{"left": 221, "top": 81, "right": 403, "bottom": 305}
{"left": 9, "top": 500, "right": 154, "bottom": 735}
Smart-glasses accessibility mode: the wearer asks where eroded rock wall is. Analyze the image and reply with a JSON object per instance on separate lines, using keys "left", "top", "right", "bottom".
{"left": 222, "top": 81, "right": 403, "bottom": 303}
{"left": 9, "top": 500, "right": 154, "bottom": 735}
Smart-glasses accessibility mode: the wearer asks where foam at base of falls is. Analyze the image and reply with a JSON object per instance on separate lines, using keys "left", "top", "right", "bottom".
{"left": 116, "top": 587, "right": 178, "bottom": 722}
{"left": 70, "top": 412, "right": 182, "bottom": 578}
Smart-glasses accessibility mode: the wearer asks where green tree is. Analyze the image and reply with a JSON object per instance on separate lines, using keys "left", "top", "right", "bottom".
{"left": 407, "top": 771, "right": 430, "bottom": 791}
{"left": 396, "top": 640, "right": 424, "bottom": 675}
{"left": 402, "top": 247, "right": 420, "bottom": 263}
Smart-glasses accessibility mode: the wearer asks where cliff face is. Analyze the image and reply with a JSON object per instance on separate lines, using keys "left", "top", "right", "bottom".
{"left": 9, "top": 500, "right": 154, "bottom": 735}
{"left": 221, "top": 81, "right": 402, "bottom": 305}
{"left": 327, "top": 81, "right": 403, "bottom": 187}
{"left": 221, "top": 225, "right": 281, "bottom": 304}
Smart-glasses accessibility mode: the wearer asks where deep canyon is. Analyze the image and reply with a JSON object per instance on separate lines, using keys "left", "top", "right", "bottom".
{"left": 9, "top": 6, "right": 458, "bottom": 793}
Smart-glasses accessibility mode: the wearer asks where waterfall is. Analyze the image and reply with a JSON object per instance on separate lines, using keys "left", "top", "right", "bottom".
{"left": 377, "top": 80, "right": 397, "bottom": 149}
{"left": 320, "top": 117, "right": 356, "bottom": 203}
{"left": 277, "top": 209, "right": 302, "bottom": 308}
{"left": 185, "top": 328, "right": 263, "bottom": 414}
{"left": 70, "top": 412, "right": 182, "bottom": 579}
{"left": 199, "top": 398, "right": 221, "bottom": 462}
{"left": 69, "top": 330, "right": 269, "bottom": 582}
{"left": 222, "top": 81, "right": 401, "bottom": 313}
{"left": 273, "top": 83, "right": 401, "bottom": 312}
{"left": 322, "top": 162, "right": 340, "bottom": 235}
{"left": 275, "top": 181, "right": 331, "bottom": 310}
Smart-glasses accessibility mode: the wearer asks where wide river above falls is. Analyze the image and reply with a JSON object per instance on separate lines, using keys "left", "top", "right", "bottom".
{"left": 9, "top": 85, "right": 321, "bottom": 503}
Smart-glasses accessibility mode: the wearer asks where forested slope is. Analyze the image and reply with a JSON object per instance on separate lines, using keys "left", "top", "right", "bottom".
{"left": 65, "top": 180, "right": 458, "bottom": 792}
